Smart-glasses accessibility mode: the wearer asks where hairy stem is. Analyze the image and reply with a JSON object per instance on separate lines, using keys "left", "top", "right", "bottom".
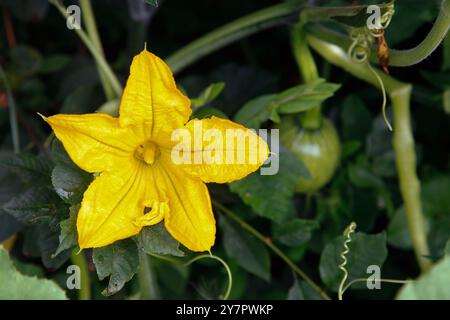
{"left": 70, "top": 251, "right": 91, "bottom": 300}
{"left": 213, "top": 201, "right": 331, "bottom": 300}
{"left": 79, "top": 0, "right": 117, "bottom": 100}
{"left": 138, "top": 251, "right": 160, "bottom": 299}
{"left": 49, "top": 0, "right": 122, "bottom": 96}
{"left": 306, "top": 35, "right": 432, "bottom": 272}
{"left": 166, "top": 1, "right": 303, "bottom": 74}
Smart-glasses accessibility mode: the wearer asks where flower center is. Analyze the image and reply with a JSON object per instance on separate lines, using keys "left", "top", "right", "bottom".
{"left": 135, "top": 141, "right": 160, "bottom": 165}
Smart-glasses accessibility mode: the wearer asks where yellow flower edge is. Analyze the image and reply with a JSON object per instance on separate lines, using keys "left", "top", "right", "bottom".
{"left": 42, "top": 50, "right": 269, "bottom": 252}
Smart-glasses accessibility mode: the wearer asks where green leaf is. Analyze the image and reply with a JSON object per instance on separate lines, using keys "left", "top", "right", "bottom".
{"left": 396, "top": 256, "right": 450, "bottom": 299}
{"left": 60, "top": 85, "right": 103, "bottom": 114}
{"left": 39, "top": 54, "right": 70, "bottom": 74}
{"left": 38, "top": 224, "right": 72, "bottom": 270}
{"left": 387, "top": 1, "right": 437, "bottom": 45}
{"left": 155, "top": 262, "right": 189, "bottom": 295}
{"left": 372, "top": 151, "right": 396, "bottom": 178}
{"left": 2, "top": 187, "right": 63, "bottom": 225}
{"left": 230, "top": 148, "right": 310, "bottom": 222}
{"left": 51, "top": 164, "right": 92, "bottom": 205}
{"left": 234, "top": 94, "right": 276, "bottom": 128}
{"left": 421, "top": 71, "right": 450, "bottom": 91}
{"left": 0, "top": 247, "right": 66, "bottom": 299}
{"left": 287, "top": 277, "right": 305, "bottom": 300}
{"left": 136, "top": 223, "right": 184, "bottom": 257}
{"left": 387, "top": 207, "right": 413, "bottom": 250}
{"left": 50, "top": 139, "right": 92, "bottom": 205}
{"left": 389, "top": 175, "right": 450, "bottom": 255}
{"left": 53, "top": 205, "right": 79, "bottom": 258}
{"left": 50, "top": 139, "right": 72, "bottom": 166}
{"left": 348, "top": 163, "right": 384, "bottom": 189}
{"left": 287, "top": 277, "right": 323, "bottom": 300}
{"left": 0, "top": 212, "right": 22, "bottom": 242}
{"left": 21, "top": 224, "right": 71, "bottom": 270}
{"left": 341, "top": 140, "right": 362, "bottom": 159}
{"left": 319, "top": 232, "right": 388, "bottom": 291}
{"left": 12, "top": 258, "right": 45, "bottom": 278}
{"left": 191, "top": 82, "right": 225, "bottom": 109}
{"left": 145, "top": 0, "right": 159, "bottom": 7}
{"left": 340, "top": 95, "right": 372, "bottom": 142}
{"left": 93, "top": 239, "right": 139, "bottom": 296}
{"left": 272, "top": 218, "right": 318, "bottom": 247}
{"left": 0, "top": 171, "right": 23, "bottom": 240}
{"left": 273, "top": 80, "right": 340, "bottom": 114}
{"left": 0, "top": 151, "right": 53, "bottom": 185}
{"left": 192, "top": 107, "right": 228, "bottom": 120}
{"left": 2, "top": 0, "right": 48, "bottom": 22}
{"left": 9, "top": 45, "right": 42, "bottom": 77}
{"left": 219, "top": 215, "right": 271, "bottom": 281}
{"left": 234, "top": 80, "right": 340, "bottom": 128}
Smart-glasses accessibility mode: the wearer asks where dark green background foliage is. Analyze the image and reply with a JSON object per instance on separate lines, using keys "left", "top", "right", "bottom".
{"left": 0, "top": 0, "right": 449, "bottom": 300}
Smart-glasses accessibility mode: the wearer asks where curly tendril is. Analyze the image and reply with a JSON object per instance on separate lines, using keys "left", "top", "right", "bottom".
{"left": 368, "top": 1, "right": 395, "bottom": 38}
{"left": 347, "top": 1, "right": 395, "bottom": 131}
{"left": 337, "top": 221, "right": 412, "bottom": 299}
{"left": 148, "top": 252, "right": 233, "bottom": 300}
{"left": 338, "top": 222, "right": 357, "bottom": 301}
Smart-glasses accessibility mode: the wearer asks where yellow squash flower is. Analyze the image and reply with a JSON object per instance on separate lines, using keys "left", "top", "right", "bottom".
{"left": 42, "top": 50, "right": 268, "bottom": 252}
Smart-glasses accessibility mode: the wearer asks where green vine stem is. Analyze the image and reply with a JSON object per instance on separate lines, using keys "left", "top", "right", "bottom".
{"left": 166, "top": 1, "right": 303, "bottom": 74}
{"left": 70, "top": 250, "right": 91, "bottom": 300}
{"left": 305, "top": 0, "right": 450, "bottom": 68}
{"left": 291, "top": 22, "right": 322, "bottom": 129}
{"left": 342, "top": 278, "right": 412, "bottom": 296}
{"left": 306, "top": 35, "right": 432, "bottom": 272}
{"left": 213, "top": 201, "right": 331, "bottom": 300}
{"left": 166, "top": 0, "right": 448, "bottom": 75}
{"left": 306, "top": 35, "right": 403, "bottom": 92}
{"left": 390, "top": 0, "right": 450, "bottom": 66}
{"left": 391, "top": 86, "right": 431, "bottom": 271}
{"left": 48, "top": 0, "right": 122, "bottom": 97}
{"left": 138, "top": 251, "right": 161, "bottom": 299}
{"left": 79, "top": 0, "right": 117, "bottom": 100}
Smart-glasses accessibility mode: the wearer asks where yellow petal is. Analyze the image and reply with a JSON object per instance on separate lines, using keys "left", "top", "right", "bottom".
{"left": 170, "top": 116, "right": 269, "bottom": 183}
{"left": 42, "top": 113, "right": 143, "bottom": 173}
{"left": 77, "top": 159, "right": 163, "bottom": 248}
{"left": 119, "top": 50, "right": 191, "bottom": 143}
{"left": 153, "top": 160, "right": 215, "bottom": 252}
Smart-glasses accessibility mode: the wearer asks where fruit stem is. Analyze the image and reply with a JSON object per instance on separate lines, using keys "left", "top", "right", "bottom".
{"left": 291, "top": 22, "right": 323, "bottom": 129}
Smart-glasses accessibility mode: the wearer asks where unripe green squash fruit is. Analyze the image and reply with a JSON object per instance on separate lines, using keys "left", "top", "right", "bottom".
{"left": 278, "top": 116, "right": 341, "bottom": 193}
